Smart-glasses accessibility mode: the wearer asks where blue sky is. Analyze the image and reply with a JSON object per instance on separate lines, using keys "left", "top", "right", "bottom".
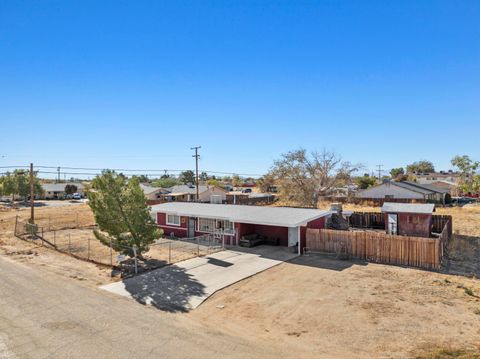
{"left": 1, "top": 0, "right": 479, "bottom": 178}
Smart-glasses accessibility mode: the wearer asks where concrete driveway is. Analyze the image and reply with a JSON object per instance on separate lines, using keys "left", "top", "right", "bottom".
{"left": 101, "top": 246, "right": 297, "bottom": 312}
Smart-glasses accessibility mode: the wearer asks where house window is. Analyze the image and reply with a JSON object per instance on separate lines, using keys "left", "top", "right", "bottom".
{"left": 385, "top": 195, "right": 394, "bottom": 199}
{"left": 166, "top": 214, "right": 180, "bottom": 226}
{"left": 198, "top": 218, "right": 216, "bottom": 232}
{"left": 217, "top": 220, "right": 234, "bottom": 233}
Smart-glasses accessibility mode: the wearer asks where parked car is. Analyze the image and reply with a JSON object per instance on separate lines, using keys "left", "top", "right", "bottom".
{"left": 241, "top": 188, "right": 252, "bottom": 193}
{"left": 72, "top": 193, "right": 82, "bottom": 200}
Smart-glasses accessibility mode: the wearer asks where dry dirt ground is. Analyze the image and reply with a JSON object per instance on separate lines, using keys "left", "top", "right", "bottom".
{"left": 2, "top": 203, "right": 480, "bottom": 358}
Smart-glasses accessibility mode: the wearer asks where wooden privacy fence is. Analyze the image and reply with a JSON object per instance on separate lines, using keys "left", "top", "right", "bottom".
{"left": 305, "top": 228, "right": 442, "bottom": 269}
{"left": 349, "top": 212, "right": 385, "bottom": 229}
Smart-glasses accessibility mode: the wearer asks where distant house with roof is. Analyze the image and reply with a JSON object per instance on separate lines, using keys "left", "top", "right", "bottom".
{"left": 162, "top": 184, "right": 228, "bottom": 203}
{"left": 41, "top": 182, "right": 85, "bottom": 199}
{"left": 356, "top": 181, "right": 450, "bottom": 204}
{"left": 413, "top": 171, "right": 460, "bottom": 185}
{"left": 140, "top": 183, "right": 169, "bottom": 201}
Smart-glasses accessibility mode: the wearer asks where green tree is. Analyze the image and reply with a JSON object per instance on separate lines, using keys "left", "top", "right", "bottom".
{"left": 179, "top": 170, "right": 195, "bottom": 184}
{"left": 199, "top": 171, "right": 208, "bottom": 181}
{"left": 355, "top": 175, "right": 377, "bottom": 189}
{"left": 232, "top": 174, "right": 242, "bottom": 187}
{"left": 0, "top": 170, "right": 43, "bottom": 201}
{"left": 206, "top": 179, "right": 224, "bottom": 188}
{"left": 64, "top": 184, "right": 78, "bottom": 195}
{"left": 451, "top": 155, "right": 480, "bottom": 193}
{"left": 390, "top": 167, "right": 404, "bottom": 178}
{"left": 135, "top": 174, "right": 149, "bottom": 183}
{"left": 406, "top": 160, "right": 435, "bottom": 174}
{"left": 87, "top": 170, "right": 162, "bottom": 258}
{"left": 152, "top": 177, "right": 178, "bottom": 188}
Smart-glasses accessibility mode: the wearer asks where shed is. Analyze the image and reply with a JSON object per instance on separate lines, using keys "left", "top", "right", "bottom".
{"left": 381, "top": 202, "right": 435, "bottom": 238}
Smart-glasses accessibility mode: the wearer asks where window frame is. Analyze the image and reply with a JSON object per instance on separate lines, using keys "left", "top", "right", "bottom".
{"left": 166, "top": 214, "right": 181, "bottom": 226}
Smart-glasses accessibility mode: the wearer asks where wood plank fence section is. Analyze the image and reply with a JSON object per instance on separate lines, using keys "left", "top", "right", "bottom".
{"left": 305, "top": 228, "right": 442, "bottom": 269}
{"left": 349, "top": 212, "right": 385, "bottom": 229}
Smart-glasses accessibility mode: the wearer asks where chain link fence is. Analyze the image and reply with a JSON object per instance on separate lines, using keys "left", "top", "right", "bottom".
{"left": 14, "top": 216, "right": 225, "bottom": 273}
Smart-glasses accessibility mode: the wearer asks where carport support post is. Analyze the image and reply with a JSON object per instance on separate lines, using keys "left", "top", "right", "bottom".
{"left": 298, "top": 226, "right": 301, "bottom": 255}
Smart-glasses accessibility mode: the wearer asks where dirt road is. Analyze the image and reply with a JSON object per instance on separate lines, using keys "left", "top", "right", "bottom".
{"left": 0, "top": 255, "right": 284, "bottom": 359}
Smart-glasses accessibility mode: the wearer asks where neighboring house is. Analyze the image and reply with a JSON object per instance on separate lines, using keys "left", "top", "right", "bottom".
{"left": 140, "top": 183, "right": 169, "bottom": 201}
{"left": 414, "top": 171, "right": 460, "bottom": 185}
{"left": 381, "top": 202, "right": 435, "bottom": 238}
{"left": 429, "top": 180, "right": 458, "bottom": 195}
{"left": 356, "top": 181, "right": 449, "bottom": 203}
{"left": 151, "top": 202, "right": 331, "bottom": 254}
{"left": 41, "top": 182, "right": 85, "bottom": 199}
{"left": 162, "top": 185, "right": 227, "bottom": 203}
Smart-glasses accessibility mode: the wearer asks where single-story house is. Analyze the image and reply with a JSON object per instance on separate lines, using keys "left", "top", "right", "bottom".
{"left": 381, "top": 202, "right": 435, "bottom": 238}
{"left": 151, "top": 202, "right": 331, "bottom": 254}
{"left": 356, "top": 181, "right": 449, "bottom": 203}
{"left": 162, "top": 185, "right": 227, "bottom": 203}
{"left": 414, "top": 171, "right": 460, "bottom": 185}
{"left": 41, "top": 182, "right": 85, "bottom": 199}
{"left": 140, "top": 183, "right": 169, "bottom": 201}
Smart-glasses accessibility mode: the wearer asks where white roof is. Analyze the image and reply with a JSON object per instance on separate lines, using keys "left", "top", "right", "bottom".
{"left": 151, "top": 202, "right": 330, "bottom": 227}
{"left": 381, "top": 202, "right": 435, "bottom": 214}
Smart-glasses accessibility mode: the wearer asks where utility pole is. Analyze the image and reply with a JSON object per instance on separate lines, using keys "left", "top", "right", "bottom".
{"left": 30, "top": 163, "right": 35, "bottom": 224}
{"left": 376, "top": 164, "right": 384, "bottom": 182}
{"left": 57, "top": 166, "right": 61, "bottom": 183}
{"left": 191, "top": 146, "right": 201, "bottom": 201}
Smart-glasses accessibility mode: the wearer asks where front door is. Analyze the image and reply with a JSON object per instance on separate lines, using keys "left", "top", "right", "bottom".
{"left": 188, "top": 217, "right": 196, "bottom": 238}
{"left": 387, "top": 214, "right": 398, "bottom": 235}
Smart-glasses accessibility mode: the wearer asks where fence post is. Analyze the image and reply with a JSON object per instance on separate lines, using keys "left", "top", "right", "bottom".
{"left": 14, "top": 215, "right": 18, "bottom": 237}
{"left": 169, "top": 241, "right": 172, "bottom": 263}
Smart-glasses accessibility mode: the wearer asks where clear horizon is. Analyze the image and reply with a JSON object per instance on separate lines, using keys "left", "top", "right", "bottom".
{"left": 1, "top": 1, "right": 479, "bottom": 178}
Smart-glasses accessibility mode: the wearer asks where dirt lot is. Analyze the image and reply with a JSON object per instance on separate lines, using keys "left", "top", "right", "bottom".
{"left": 2, "top": 202, "right": 480, "bottom": 357}
{"left": 0, "top": 203, "right": 114, "bottom": 286}
{"left": 192, "top": 256, "right": 480, "bottom": 358}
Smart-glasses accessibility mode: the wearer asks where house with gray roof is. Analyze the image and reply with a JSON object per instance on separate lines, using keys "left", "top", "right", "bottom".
{"left": 41, "top": 182, "right": 85, "bottom": 199}
{"left": 356, "top": 181, "right": 449, "bottom": 204}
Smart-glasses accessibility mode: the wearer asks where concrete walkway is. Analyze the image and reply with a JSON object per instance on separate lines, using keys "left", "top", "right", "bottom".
{"left": 101, "top": 246, "right": 297, "bottom": 312}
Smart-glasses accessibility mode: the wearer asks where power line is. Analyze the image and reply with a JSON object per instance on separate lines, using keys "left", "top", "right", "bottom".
{"left": 0, "top": 165, "right": 263, "bottom": 177}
